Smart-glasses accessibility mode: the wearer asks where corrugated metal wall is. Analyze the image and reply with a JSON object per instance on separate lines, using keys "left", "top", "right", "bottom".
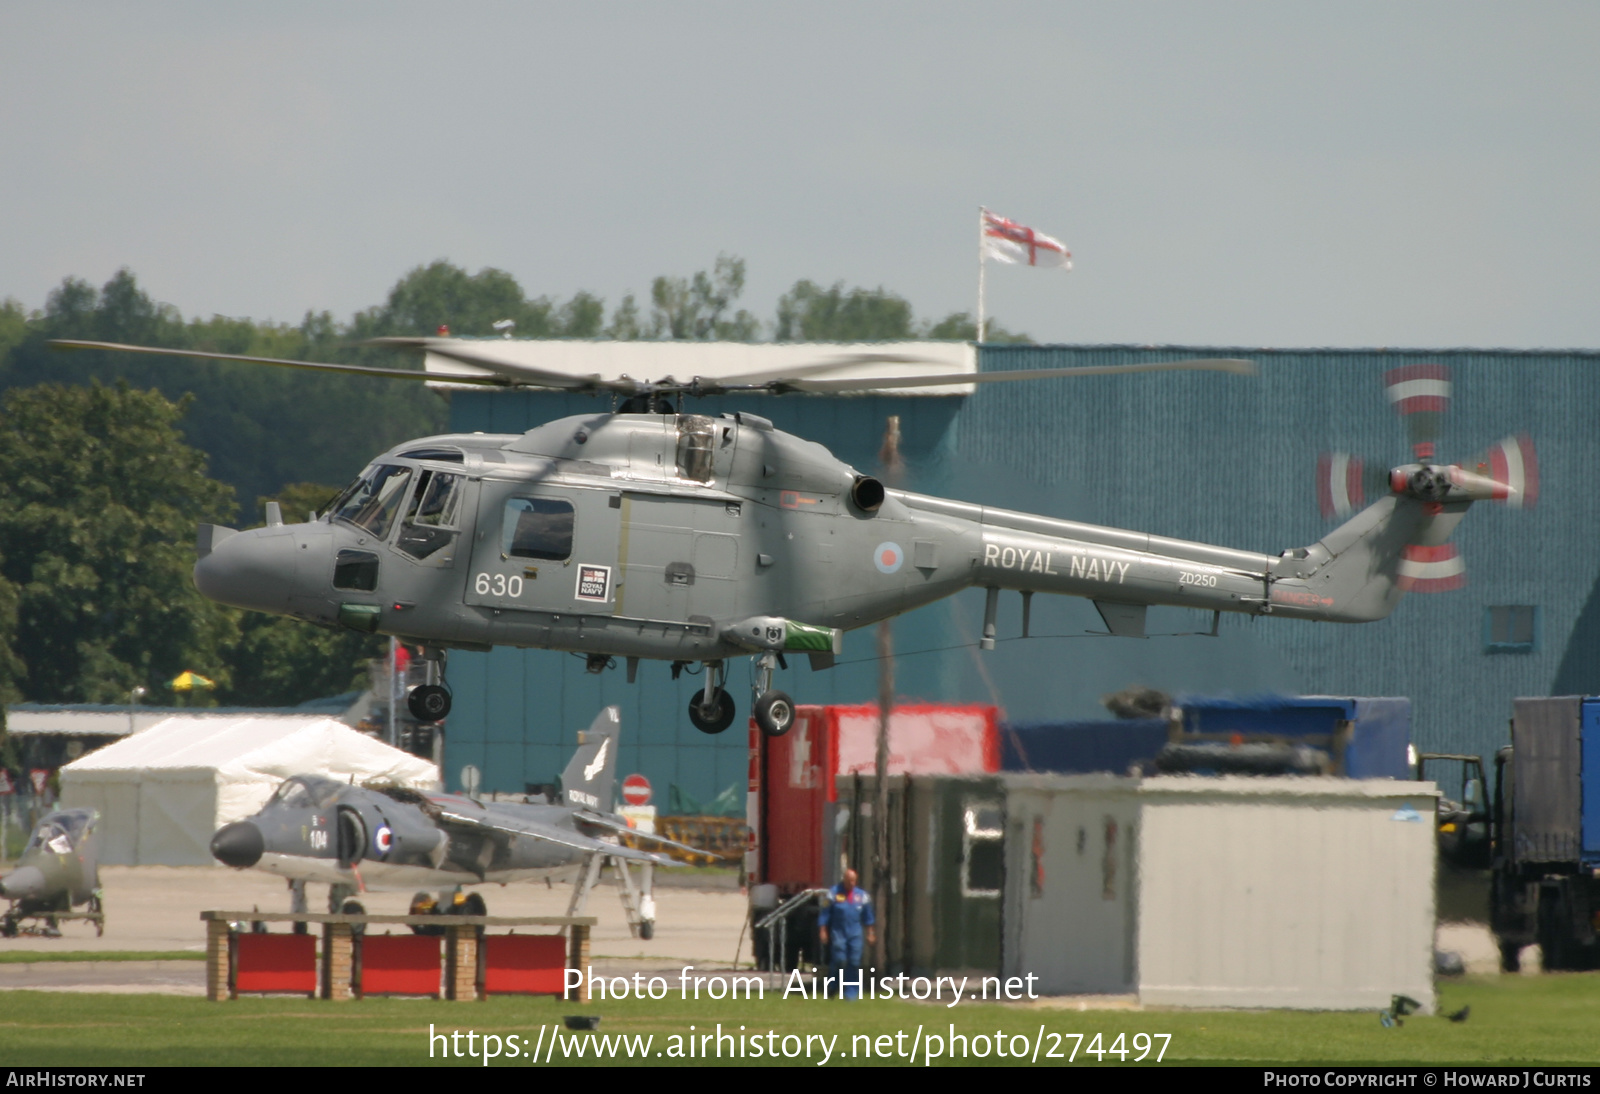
{"left": 443, "top": 345, "right": 1600, "bottom": 798}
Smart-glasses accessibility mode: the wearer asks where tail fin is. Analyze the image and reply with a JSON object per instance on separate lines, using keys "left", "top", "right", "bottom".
{"left": 1277, "top": 495, "right": 1471, "bottom": 622}
{"left": 560, "top": 706, "right": 622, "bottom": 812}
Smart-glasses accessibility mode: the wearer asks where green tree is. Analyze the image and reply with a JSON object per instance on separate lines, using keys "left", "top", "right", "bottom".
{"left": 649, "top": 255, "right": 760, "bottom": 340}
{"left": 4, "top": 270, "right": 448, "bottom": 513}
{"left": 606, "top": 294, "right": 643, "bottom": 340}
{"left": 774, "top": 281, "right": 916, "bottom": 341}
{"left": 923, "top": 311, "right": 1032, "bottom": 344}
{"left": 0, "top": 382, "right": 237, "bottom": 702}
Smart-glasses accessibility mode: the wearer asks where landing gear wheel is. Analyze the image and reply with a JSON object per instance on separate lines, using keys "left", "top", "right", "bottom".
{"left": 688, "top": 688, "right": 736, "bottom": 734}
{"left": 88, "top": 895, "right": 104, "bottom": 937}
{"left": 640, "top": 919, "right": 655, "bottom": 940}
{"left": 407, "top": 684, "right": 451, "bottom": 722}
{"left": 753, "top": 690, "right": 795, "bottom": 737}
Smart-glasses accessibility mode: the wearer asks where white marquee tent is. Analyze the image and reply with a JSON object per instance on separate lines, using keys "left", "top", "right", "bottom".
{"left": 60, "top": 714, "right": 438, "bottom": 866}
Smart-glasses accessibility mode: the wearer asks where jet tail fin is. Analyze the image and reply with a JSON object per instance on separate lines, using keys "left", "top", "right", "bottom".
{"left": 560, "top": 706, "right": 621, "bottom": 813}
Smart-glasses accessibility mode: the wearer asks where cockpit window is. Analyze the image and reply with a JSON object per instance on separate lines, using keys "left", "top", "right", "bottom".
{"left": 676, "top": 415, "right": 716, "bottom": 482}
{"left": 273, "top": 776, "right": 343, "bottom": 809}
{"left": 272, "top": 780, "right": 314, "bottom": 809}
{"left": 25, "top": 812, "right": 90, "bottom": 854}
{"left": 502, "top": 497, "right": 574, "bottom": 560}
{"left": 397, "top": 469, "right": 464, "bottom": 560}
{"left": 331, "top": 464, "right": 413, "bottom": 539}
{"left": 26, "top": 823, "right": 71, "bottom": 855}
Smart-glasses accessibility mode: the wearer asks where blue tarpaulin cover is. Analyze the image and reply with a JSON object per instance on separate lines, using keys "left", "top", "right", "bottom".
{"left": 1000, "top": 695, "right": 1412, "bottom": 779}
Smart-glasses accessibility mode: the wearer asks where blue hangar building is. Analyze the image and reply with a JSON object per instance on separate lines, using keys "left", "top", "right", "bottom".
{"left": 440, "top": 343, "right": 1600, "bottom": 803}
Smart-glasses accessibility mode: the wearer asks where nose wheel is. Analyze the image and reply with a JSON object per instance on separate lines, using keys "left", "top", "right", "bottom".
{"left": 750, "top": 651, "right": 794, "bottom": 738}
{"left": 753, "top": 689, "right": 794, "bottom": 737}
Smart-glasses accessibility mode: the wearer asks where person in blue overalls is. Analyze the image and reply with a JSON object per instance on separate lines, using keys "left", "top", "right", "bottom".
{"left": 818, "top": 867, "right": 875, "bottom": 1000}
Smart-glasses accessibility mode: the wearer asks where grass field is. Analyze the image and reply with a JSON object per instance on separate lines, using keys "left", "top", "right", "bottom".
{"left": 1, "top": 974, "right": 1597, "bottom": 1067}
{"left": 0, "top": 950, "right": 203, "bottom": 964}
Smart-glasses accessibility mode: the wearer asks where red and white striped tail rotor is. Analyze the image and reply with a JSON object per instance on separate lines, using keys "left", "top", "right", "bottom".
{"left": 1316, "top": 452, "right": 1365, "bottom": 519}
{"left": 1478, "top": 433, "right": 1539, "bottom": 510}
{"left": 1397, "top": 543, "right": 1465, "bottom": 594}
{"left": 1384, "top": 363, "right": 1452, "bottom": 461}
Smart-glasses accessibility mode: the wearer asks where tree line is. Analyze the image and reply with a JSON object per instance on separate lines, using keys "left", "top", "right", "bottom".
{"left": 0, "top": 257, "right": 1027, "bottom": 714}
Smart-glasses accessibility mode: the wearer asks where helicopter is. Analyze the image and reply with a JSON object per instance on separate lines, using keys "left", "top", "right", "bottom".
{"left": 50, "top": 336, "right": 1520, "bottom": 739}
{"left": 210, "top": 706, "right": 710, "bottom": 938}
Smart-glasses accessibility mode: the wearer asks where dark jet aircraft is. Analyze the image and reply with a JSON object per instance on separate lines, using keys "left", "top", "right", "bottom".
{"left": 209, "top": 707, "right": 707, "bottom": 931}
{"left": 1, "top": 808, "right": 104, "bottom": 937}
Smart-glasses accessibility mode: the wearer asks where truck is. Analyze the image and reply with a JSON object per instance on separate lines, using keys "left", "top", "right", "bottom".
{"left": 1489, "top": 697, "right": 1600, "bottom": 971}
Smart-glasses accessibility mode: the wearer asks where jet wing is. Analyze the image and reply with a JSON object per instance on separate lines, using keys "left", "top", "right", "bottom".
{"left": 434, "top": 807, "right": 675, "bottom": 866}
{"left": 574, "top": 810, "right": 729, "bottom": 860}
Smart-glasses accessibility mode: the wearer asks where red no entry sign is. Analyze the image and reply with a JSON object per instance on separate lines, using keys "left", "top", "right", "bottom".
{"left": 621, "top": 773, "right": 651, "bottom": 806}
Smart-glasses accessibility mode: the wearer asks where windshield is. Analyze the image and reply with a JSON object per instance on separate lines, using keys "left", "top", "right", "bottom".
{"left": 26, "top": 822, "right": 71, "bottom": 855}
{"left": 331, "top": 464, "right": 413, "bottom": 539}
{"left": 272, "top": 776, "right": 344, "bottom": 810}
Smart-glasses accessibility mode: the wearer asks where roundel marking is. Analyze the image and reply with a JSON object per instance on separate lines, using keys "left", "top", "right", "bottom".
{"left": 874, "top": 542, "right": 904, "bottom": 575}
{"left": 373, "top": 823, "right": 393, "bottom": 857}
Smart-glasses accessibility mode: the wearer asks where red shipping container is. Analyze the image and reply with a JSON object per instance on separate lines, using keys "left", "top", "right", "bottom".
{"left": 754, "top": 704, "right": 997, "bottom": 892}
{"left": 360, "top": 934, "right": 442, "bottom": 997}
{"left": 234, "top": 933, "right": 317, "bottom": 996}
{"left": 482, "top": 935, "right": 567, "bottom": 996}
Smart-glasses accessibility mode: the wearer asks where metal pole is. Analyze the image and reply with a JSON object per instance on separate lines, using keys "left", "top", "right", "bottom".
{"left": 976, "top": 206, "right": 987, "bottom": 343}
{"left": 872, "top": 621, "right": 892, "bottom": 972}
{"left": 387, "top": 636, "right": 399, "bottom": 748}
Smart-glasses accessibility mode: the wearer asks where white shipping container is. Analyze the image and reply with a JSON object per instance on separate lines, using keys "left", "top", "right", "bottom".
{"left": 1002, "top": 774, "right": 1438, "bottom": 1012}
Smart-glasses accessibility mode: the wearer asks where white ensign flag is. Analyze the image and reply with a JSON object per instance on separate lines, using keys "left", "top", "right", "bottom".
{"left": 982, "top": 210, "right": 1071, "bottom": 270}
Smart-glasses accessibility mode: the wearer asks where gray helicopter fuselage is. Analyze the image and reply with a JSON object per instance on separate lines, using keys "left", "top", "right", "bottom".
{"left": 193, "top": 409, "right": 1463, "bottom": 659}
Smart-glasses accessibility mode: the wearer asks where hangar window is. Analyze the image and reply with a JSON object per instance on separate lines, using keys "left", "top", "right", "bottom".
{"left": 502, "top": 497, "right": 575, "bottom": 561}
{"left": 961, "top": 802, "right": 1004, "bottom": 898}
{"left": 1484, "top": 606, "right": 1538, "bottom": 654}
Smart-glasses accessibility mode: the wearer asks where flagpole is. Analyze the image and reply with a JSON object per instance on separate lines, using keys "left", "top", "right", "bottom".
{"left": 976, "top": 206, "right": 987, "bottom": 343}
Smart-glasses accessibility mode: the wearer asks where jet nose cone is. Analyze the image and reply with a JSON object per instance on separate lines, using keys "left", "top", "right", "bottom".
{"left": 193, "top": 527, "right": 298, "bottom": 612}
{"left": 0, "top": 866, "right": 46, "bottom": 900}
{"left": 211, "top": 822, "right": 265, "bottom": 868}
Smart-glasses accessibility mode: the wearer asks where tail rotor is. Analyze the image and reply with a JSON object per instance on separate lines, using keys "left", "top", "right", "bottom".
{"left": 1315, "top": 364, "right": 1537, "bottom": 594}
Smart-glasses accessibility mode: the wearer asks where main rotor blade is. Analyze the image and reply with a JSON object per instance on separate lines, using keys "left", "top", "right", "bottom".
{"left": 704, "top": 351, "right": 949, "bottom": 390}
{"left": 786, "top": 357, "right": 1256, "bottom": 393}
{"left": 48, "top": 339, "right": 513, "bottom": 386}
{"left": 368, "top": 336, "right": 635, "bottom": 394}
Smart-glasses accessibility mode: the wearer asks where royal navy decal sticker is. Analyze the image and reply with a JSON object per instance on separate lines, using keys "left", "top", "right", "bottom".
{"left": 575, "top": 564, "right": 612, "bottom": 602}
{"left": 874, "top": 542, "right": 904, "bottom": 574}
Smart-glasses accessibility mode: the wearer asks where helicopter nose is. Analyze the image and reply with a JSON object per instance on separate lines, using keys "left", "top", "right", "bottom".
{"left": 210, "top": 822, "right": 265, "bottom": 868}
{"left": 0, "top": 866, "right": 46, "bottom": 900}
{"left": 193, "top": 527, "right": 299, "bottom": 613}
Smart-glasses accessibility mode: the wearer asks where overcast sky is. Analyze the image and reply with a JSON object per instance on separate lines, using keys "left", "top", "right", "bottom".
{"left": 4, "top": 3, "right": 1597, "bottom": 348}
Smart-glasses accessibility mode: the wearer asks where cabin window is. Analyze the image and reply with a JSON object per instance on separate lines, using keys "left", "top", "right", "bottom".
{"left": 330, "top": 464, "right": 412, "bottom": 540}
{"left": 961, "top": 802, "right": 1004, "bottom": 898}
{"left": 502, "top": 497, "right": 575, "bottom": 561}
{"left": 676, "top": 415, "right": 716, "bottom": 482}
{"left": 397, "top": 470, "right": 464, "bottom": 560}
{"left": 333, "top": 549, "right": 380, "bottom": 591}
